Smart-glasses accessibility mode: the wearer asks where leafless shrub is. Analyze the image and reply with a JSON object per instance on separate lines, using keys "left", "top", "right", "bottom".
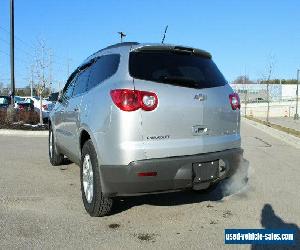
{"left": 0, "top": 109, "right": 7, "bottom": 123}
{"left": 18, "top": 110, "right": 39, "bottom": 124}
{"left": 5, "top": 107, "right": 17, "bottom": 123}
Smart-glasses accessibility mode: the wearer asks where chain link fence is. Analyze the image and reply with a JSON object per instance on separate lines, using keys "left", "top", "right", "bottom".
{"left": 231, "top": 83, "right": 298, "bottom": 118}
{"left": 231, "top": 83, "right": 300, "bottom": 131}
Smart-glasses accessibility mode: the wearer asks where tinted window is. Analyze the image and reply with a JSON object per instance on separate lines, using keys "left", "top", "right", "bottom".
{"left": 62, "top": 77, "right": 76, "bottom": 101}
{"left": 73, "top": 68, "right": 90, "bottom": 96}
{"left": 0, "top": 97, "right": 9, "bottom": 105}
{"left": 129, "top": 51, "right": 227, "bottom": 89}
{"left": 14, "top": 96, "right": 25, "bottom": 103}
{"left": 87, "top": 54, "right": 120, "bottom": 90}
{"left": 49, "top": 92, "right": 59, "bottom": 102}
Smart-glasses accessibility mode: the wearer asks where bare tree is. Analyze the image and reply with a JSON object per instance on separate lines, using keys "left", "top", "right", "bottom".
{"left": 33, "top": 39, "right": 51, "bottom": 124}
{"left": 265, "top": 65, "right": 272, "bottom": 124}
{"left": 243, "top": 75, "right": 248, "bottom": 117}
{"left": 261, "top": 55, "right": 275, "bottom": 124}
{"left": 0, "top": 82, "right": 4, "bottom": 94}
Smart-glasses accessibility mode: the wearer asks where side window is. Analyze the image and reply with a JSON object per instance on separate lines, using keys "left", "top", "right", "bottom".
{"left": 87, "top": 54, "right": 120, "bottom": 91}
{"left": 73, "top": 67, "right": 90, "bottom": 97}
{"left": 62, "top": 77, "right": 77, "bottom": 102}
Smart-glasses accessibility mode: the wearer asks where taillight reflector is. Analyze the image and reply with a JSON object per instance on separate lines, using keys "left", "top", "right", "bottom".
{"left": 137, "top": 172, "right": 157, "bottom": 177}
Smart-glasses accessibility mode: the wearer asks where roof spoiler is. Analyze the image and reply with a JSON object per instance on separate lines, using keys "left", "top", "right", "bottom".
{"left": 132, "top": 45, "right": 212, "bottom": 59}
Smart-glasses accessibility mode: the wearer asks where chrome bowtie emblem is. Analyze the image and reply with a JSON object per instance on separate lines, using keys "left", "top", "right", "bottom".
{"left": 194, "top": 93, "right": 206, "bottom": 101}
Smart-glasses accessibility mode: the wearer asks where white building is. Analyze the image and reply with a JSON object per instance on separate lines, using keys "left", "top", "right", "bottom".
{"left": 230, "top": 84, "right": 297, "bottom": 101}
{"left": 281, "top": 84, "right": 297, "bottom": 98}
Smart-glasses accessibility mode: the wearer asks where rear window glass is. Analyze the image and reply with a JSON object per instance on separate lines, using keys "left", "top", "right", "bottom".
{"left": 129, "top": 51, "right": 227, "bottom": 89}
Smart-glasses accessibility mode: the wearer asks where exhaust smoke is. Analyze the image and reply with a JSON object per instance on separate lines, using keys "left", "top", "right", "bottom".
{"left": 220, "top": 158, "right": 250, "bottom": 197}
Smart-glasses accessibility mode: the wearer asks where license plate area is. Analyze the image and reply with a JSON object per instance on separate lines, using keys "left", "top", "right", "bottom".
{"left": 193, "top": 160, "right": 219, "bottom": 183}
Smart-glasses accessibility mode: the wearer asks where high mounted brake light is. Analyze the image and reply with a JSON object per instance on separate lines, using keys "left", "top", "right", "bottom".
{"left": 110, "top": 89, "right": 158, "bottom": 112}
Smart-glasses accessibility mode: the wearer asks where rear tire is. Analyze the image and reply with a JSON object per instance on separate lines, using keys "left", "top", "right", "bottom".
{"left": 80, "top": 139, "right": 113, "bottom": 217}
{"left": 49, "top": 126, "right": 64, "bottom": 166}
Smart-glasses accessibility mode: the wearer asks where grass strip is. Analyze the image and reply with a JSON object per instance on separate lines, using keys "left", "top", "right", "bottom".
{"left": 245, "top": 116, "right": 300, "bottom": 138}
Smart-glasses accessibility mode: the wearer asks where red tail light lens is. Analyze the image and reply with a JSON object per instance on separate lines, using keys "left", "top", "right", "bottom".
{"left": 110, "top": 89, "right": 140, "bottom": 111}
{"left": 229, "top": 93, "right": 240, "bottom": 110}
{"left": 110, "top": 89, "right": 158, "bottom": 112}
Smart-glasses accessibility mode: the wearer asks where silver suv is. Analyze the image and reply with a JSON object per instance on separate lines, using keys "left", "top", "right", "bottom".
{"left": 49, "top": 42, "right": 243, "bottom": 217}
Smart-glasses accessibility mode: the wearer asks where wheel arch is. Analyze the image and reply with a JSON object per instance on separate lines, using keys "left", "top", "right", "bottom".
{"left": 80, "top": 129, "right": 91, "bottom": 152}
{"left": 79, "top": 126, "right": 110, "bottom": 196}
{"left": 78, "top": 125, "right": 98, "bottom": 156}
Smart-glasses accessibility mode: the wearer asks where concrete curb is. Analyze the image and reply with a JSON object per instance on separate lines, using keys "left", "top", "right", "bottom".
{"left": 0, "top": 129, "right": 48, "bottom": 137}
{"left": 242, "top": 117, "right": 300, "bottom": 149}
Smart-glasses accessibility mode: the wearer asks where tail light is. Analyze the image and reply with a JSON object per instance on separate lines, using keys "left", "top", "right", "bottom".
{"left": 229, "top": 93, "right": 240, "bottom": 110}
{"left": 18, "top": 104, "right": 24, "bottom": 111}
{"left": 110, "top": 89, "right": 158, "bottom": 112}
{"left": 42, "top": 104, "right": 48, "bottom": 111}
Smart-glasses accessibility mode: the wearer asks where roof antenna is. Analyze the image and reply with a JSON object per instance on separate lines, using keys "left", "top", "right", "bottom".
{"left": 161, "top": 25, "right": 168, "bottom": 44}
{"left": 118, "top": 32, "right": 126, "bottom": 43}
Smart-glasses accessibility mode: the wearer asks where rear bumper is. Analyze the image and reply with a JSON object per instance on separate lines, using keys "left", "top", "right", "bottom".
{"left": 100, "top": 148, "right": 243, "bottom": 197}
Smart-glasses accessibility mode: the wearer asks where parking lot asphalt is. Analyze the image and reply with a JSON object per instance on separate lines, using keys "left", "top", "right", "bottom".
{"left": 0, "top": 121, "right": 299, "bottom": 249}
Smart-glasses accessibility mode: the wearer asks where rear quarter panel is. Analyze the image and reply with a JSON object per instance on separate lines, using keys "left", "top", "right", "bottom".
{"left": 81, "top": 47, "right": 146, "bottom": 166}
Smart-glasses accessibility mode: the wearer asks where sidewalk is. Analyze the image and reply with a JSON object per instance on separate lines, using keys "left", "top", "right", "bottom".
{"left": 242, "top": 118, "right": 300, "bottom": 149}
{"left": 0, "top": 129, "right": 48, "bottom": 137}
{"left": 245, "top": 116, "right": 300, "bottom": 139}
{"left": 260, "top": 117, "right": 300, "bottom": 132}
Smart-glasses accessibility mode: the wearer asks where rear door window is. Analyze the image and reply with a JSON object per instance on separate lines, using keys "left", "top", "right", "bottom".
{"left": 73, "top": 68, "right": 90, "bottom": 97}
{"left": 62, "top": 77, "right": 76, "bottom": 102}
{"left": 87, "top": 54, "right": 120, "bottom": 91}
{"left": 129, "top": 51, "right": 227, "bottom": 89}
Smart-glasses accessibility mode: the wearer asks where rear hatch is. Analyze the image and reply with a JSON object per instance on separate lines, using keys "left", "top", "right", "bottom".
{"left": 129, "top": 45, "right": 240, "bottom": 159}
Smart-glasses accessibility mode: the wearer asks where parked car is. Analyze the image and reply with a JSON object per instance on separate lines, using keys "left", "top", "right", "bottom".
{"left": 13, "top": 96, "right": 34, "bottom": 111}
{"left": 15, "top": 101, "right": 34, "bottom": 112}
{"left": 14, "top": 96, "right": 26, "bottom": 104}
{"left": 49, "top": 42, "right": 242, "bottom": 217}
{"left": 0, "top": 96, "right": 10, "bottom": 109}
{"left": 248, "top": 97, "right": 266, "bottom": 103}
{"left": 25, "top": 96, "right": 54, "bottom": 120}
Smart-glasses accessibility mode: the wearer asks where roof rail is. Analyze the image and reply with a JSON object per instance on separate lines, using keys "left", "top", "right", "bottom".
{"left": 86, "top": 42, "right": 139, "bottom": 61}
{"left": 104, "top": 42, "right": 139, "bottom": 50}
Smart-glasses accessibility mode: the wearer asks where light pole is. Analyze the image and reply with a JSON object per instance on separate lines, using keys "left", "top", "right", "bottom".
{"left": 294, "top": 69, "right": 299, "bottom": 120}
{"left": 10, "top": 0, "right": 15, "bottom": 105}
